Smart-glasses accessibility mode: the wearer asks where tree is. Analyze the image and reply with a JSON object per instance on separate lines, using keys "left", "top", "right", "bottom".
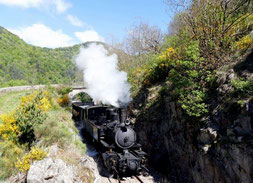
{"left": 166, "top": 0, "right": 253, "bottom": 68}
{"left": 125, "top": 22, "right": 164, "bottom": 56}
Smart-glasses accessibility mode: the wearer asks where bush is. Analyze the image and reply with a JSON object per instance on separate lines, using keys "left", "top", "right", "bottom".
{"left": 15, "top": 146, "right": 47, "bottom": 172}
{"left": 57, "top": 94, "right": 70, "bottom": 107}
{"left": 16, "top": 91, "right": 51, "bottom": 144}
{"left": 0, "top": 140, "right": 24, "bottom": 178}
{"left": 231, "top": 78, "right": 253, "bottom": 95}
{"left": 179, "top": 90, "right": 208, "bottom": 117}
{"left": 57, "top": 86, "right": 72, "bottom": 95}
{"left": 75, "top": 92, "right": 93, "bottom": 103}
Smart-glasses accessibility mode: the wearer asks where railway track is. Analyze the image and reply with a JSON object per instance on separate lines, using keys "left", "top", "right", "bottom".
{"left": 107, "top": 175, "right": 145, "bottom": 183}
{"left": 133, "top": 175, "right": 144, "bottom": 183}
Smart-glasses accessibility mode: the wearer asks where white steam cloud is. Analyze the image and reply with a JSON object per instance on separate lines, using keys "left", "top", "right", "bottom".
{"left": 75, "top": 43, "right": 132, "bottom": 107}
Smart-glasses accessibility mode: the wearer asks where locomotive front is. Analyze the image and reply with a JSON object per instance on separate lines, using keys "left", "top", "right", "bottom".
{"left": 102, "top": 108, "right": 147, "bottom": 176}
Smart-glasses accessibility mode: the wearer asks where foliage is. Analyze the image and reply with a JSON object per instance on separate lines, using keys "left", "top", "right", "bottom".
{"left": 179, "top": 90, "right": 208, "bottom": 117}
{"left": 235, "top": 34, "right": 253, "bottom": 51}
{"left": 129, "top": 40, "right": 212, "bottom": 117}
{"left": 56, "top": 86, "right": 73, "bottom": 95}
{"left": 57, "top": 94, "right": 70, "bottom": 107}
{"left": 0, "top": 140, "right": 24, "bottom": 178}
{"left": 0, "top": 88, "right": 86, "bottom": 180}
{"left": 231, "top": 78, "right": 253, "bottom": 93}
{"left": 16, "top": 91, "right": 51, "bottom": 144}
{"left": 167, "top": 0, "right": 253, "bottom": 68}
{"left": 0, "top": 113, "right": 19, "bottom": 142}
{"left": 75, "top": 92, "right": 93, "bottom": 103}
{"left": 15, "top": 146, "right": 47, "bottom": 172}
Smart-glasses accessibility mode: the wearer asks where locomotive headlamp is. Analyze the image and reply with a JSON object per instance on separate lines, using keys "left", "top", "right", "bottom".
{"left": 125, "top": 119, "right": 130, "bottom": 125}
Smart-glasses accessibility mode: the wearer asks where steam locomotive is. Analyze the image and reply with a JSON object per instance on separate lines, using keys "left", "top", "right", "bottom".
{"left": 72, "top": 101, "right": 148, "bottom": 176}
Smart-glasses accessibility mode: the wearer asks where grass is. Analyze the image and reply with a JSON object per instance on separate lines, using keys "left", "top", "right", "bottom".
{"left": 0, "top": 90, "right": 33, "bottom": 114}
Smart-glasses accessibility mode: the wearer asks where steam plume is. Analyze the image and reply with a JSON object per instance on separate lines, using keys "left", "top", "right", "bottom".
{"left": 75, "top": 43, "right": 132, "bottom": 107}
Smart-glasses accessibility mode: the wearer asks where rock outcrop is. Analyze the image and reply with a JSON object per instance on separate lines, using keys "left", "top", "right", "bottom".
{"left": 132, "top": 55, "right": 253, "bottom": 182}
{"left": 27, "top": 158, "right": 82, "bottom": 183}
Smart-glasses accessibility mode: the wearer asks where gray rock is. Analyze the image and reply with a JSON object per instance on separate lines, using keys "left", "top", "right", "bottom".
{"left": 198, "top": 127, "right": 217, "bottom": 144}
{"left": 27, "top": 158, "right": 81, "bottom": 183}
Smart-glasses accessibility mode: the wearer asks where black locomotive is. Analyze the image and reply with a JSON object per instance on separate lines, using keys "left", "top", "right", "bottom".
{"left": 72, "top": 101, "right": 147, "bottom": 176}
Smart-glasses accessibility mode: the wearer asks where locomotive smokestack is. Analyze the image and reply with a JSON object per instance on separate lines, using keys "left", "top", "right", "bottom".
{"left": 119, "top": 108, "right": 127, "bottom": 123}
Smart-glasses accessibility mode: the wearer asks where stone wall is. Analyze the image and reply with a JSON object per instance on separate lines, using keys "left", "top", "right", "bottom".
{"left": 0, "top": 85, "right": 59, "bottom": 94}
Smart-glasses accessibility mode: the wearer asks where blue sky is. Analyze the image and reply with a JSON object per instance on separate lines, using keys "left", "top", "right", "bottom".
{"left": 0, "top": 0, "right": 172, "bottom": 48}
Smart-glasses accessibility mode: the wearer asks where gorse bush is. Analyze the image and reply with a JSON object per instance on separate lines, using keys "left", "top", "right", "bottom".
{"left": 0, "top": 112, "right": 19, "bottom": 142}
{"left": 0, "top": 90, "right": 51, "bottom": 178}
{"left": 16, "top": 91, "right": 51, "bottom": 144}
{"left": 57, "top": 94, "right": 70, "bottom": 107}
{"left": 15, "top": 146, "right": 48, "bottom": 172}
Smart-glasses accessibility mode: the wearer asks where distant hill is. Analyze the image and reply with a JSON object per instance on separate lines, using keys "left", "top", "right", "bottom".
{"left": 0, "top": 26, "right": 106, "bottom": 88}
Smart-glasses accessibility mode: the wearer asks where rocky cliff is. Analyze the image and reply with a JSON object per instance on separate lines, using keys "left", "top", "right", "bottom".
{"left": 131, "top": 53, "right": 253, "bottom": 183}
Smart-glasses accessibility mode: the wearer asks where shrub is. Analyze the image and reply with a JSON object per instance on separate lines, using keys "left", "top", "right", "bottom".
{"left": 16, "top": 91, "right": 51, "bottom": 144}
{"left": 15, "top": 146, "right": 48, "bottom": 172}
{"left": 235, "top": 34, "right": 253, "bottom": 51}
{"left": 0, "top": 112, "right": 19, "bottom": 143}
{"left": 57, "top": 86, "right": 72, "bottom": 95}
{"left": 75, "top": 92, "right": 93, "bottom": 103}
{"left": 231, "top": 78, "right": 253, "bottom": 94}
{"left": 0, "top": 140, "right": 24, "bottom": 178}
{"left": 57, "top": 94, "right": 70, "bottom": 107}
{"left": 179, "top": 90, "right": 208, "bottom": 117}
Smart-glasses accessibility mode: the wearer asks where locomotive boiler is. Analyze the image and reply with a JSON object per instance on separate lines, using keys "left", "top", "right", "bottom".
{"left": 72, "top": 101, "right": 147, "bottom": 176}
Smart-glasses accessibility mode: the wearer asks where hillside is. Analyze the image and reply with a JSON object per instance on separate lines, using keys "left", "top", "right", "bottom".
{"left": 125, "top": 1, "right": 253, "bottom": 182}
{"left": 0, "top": 26, "right": 81, "bottom": 87}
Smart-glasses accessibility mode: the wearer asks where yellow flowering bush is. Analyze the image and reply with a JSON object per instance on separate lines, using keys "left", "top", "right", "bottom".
{"left": 0, "top": 113, "right": 19, "bottom": 141}
{"left": 0, "top": 90, "right": 51, "bottom": 145}
{"left": 142, "top": 47, "right": 177, "bottom": 86}
{"left": 16, "top": 91, "right": 51, "bottom": 144}
{"left": 235, "top": 35, "right": 253, "bottom": 50}
{"left": 57, "top": 94, "right": 69, "bottom": 107}
{"left": 128, "top": 47, "right": 178, "bottom": 89}
{"left": 158, "top": 47, "right": 176, "bottom": 61}
{"left": 15, "top": 146, "right": 48, "bottom": 172}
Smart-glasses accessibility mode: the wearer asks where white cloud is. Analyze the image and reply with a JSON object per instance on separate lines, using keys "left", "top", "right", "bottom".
{"left": 0, "top": 0, "right": 43, "bottom": 8}
{"left": 67, "top": 14, "right": 84, "bottom": 27}
{"left": 0, "top": 0, "right": 71, "bottom": 13}
{"left": 9, "top": 24, "right": 75, "bottom": 48}
{"left": 53, "top": 0, "right": 71, "bottom": 13}
{"left": 75, "top": 30, "right": 104, "bottom": 43}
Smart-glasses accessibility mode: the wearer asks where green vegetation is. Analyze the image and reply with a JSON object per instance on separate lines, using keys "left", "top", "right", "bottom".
{"left": 0, "top": 26, "right": 81, "bottom": 87}
{"left": 75, "top": 92, "right": 93, "bottom": 103}
{"left": 232, "top": 78, "right": 253, "bottom": 93}
{"left": 0, "top": 88, "right": 86, "bottom": 179}
{"left": 126, "top": 0, "right": 253, "bottom": 118}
